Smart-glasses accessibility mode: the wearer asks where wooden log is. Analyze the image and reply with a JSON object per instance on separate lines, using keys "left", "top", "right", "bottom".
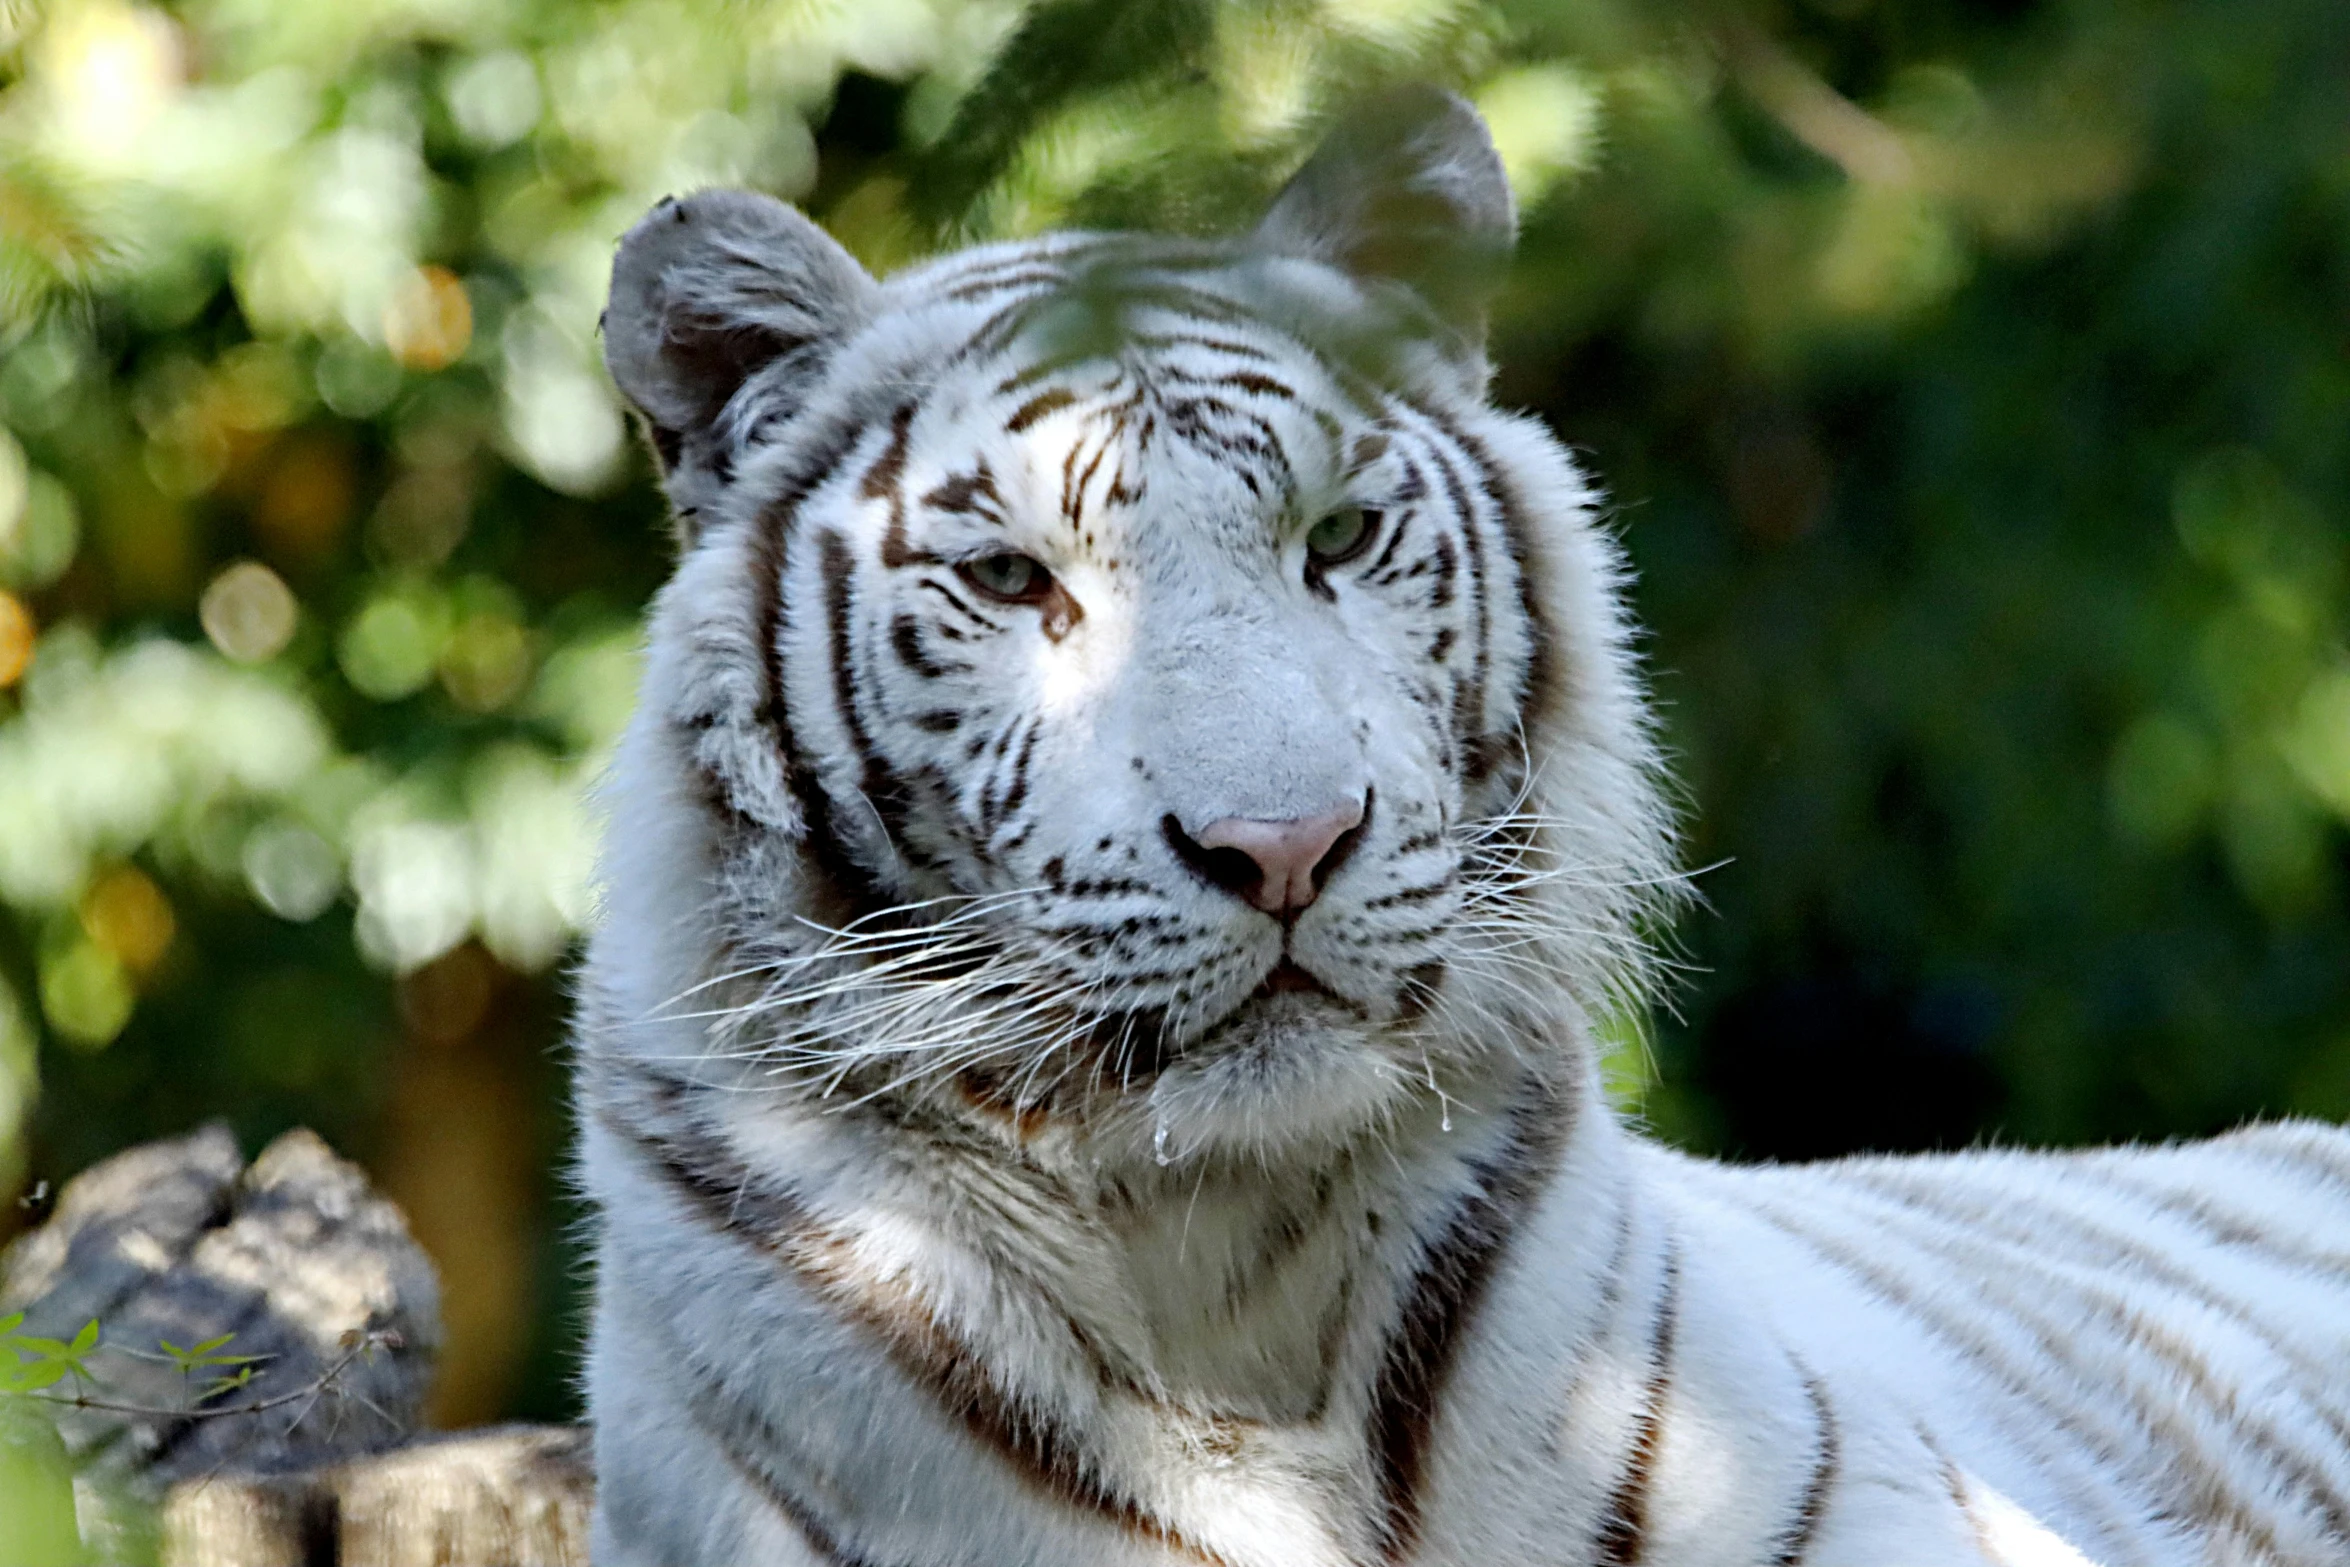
{"left": 159, "top": 1425, "right": 594, "bottom": 1567}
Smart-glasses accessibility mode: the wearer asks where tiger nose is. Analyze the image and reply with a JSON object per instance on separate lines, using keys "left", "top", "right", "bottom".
{"left": 1170, "top": 797, "right": 1368, "bottom": 916}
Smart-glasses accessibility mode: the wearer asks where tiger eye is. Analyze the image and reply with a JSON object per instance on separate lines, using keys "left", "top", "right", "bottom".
{"left": 1305, "top": 507, "right": 1377, "bottom": 566}
{"left": 960, "top": 552, "right": 1052, "bottom": 603}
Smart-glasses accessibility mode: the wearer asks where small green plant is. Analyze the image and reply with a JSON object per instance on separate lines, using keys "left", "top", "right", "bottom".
{"left": 0, "top": 1315, "right": 98, "bottom": 1397}
{"left": 0, "top": 1310, "right": 397, "bottom": 1563}
{"left": 155, "top": 1334, "right": 268, "bottom": 1406}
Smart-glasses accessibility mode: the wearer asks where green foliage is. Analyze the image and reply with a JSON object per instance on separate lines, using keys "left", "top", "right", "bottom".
{"left": 0, "top": 0, "right": 2345, "bottom": 1420}
{"left": 0, "top": 1317, "right": 282, "bottom": 1563}
{"left": 0, "top": 1313, "right": 97, "bottom": 1395}
{"left": 155, "top": 1332, "right": 267, "bottom": 1403}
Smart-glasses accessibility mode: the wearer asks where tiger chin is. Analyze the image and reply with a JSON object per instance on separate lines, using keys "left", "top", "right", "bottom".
{"left": 574, "top": 86, "right": 2350, "bottom": 1567}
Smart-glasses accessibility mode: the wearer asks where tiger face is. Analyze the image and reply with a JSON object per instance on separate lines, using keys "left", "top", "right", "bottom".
{"left": 602, "top": 90, "right": 1674, "bottom": 1160}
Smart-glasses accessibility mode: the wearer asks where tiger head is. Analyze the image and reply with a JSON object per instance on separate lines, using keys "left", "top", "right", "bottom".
{"left": 598, "top": 88, "right": 1677, "bottom": 1163}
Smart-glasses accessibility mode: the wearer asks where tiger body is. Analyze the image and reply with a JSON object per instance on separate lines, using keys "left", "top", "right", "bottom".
{"left": 574, "top": 89, "right": 2350, "bottom": 1567}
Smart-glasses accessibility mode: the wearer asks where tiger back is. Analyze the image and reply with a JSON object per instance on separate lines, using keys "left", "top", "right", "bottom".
{"left": 574, "top": 86, "right": 2350, "bottom": 1567}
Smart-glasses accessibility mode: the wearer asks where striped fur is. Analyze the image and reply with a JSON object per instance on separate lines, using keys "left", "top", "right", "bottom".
{"left": 576, "top": 90, "right": 2350, "bottom": 1567}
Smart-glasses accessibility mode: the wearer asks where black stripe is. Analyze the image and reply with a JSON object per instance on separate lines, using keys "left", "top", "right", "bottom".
{"left": 749, "top": 417, "right": 888, "bottom": 922}
{"left": 995, "top": 718, "right": 1041, "bottom": 830}
{"left": 889, "top": 613, "right": 953, "bottom": 679}
{"left": 1062, "top": 424, "right": 1116, "bottom": 528}
{"left": 1413, "top": 430, "right": 1492, "bottom": 768}
{"left": 1007, "top": 386, "right": 1078, "bottom": 432}
{"left": 864, "top": 403, "right": 930, "bottom": 568}
{"left": 922, "top": 463, "right": 1005, "bottom": 520}
{"left": 943, "top": 266, "right": 1067, "bottom": 304}
{"left": 1439, "top": 420, "right": 1554, "bottom": 750}
{"left": 1364, "top": 510, "right": 1414, "bottom": 580}
{"left": 951, "top": 289, "right": 1063, "bottom": 372}
{"left": 1361, "top": 879, "right": 1451, "bottom": 910}
{"left": 821, "top": 529, "right": 936, "bottom": 877}
{"left": 1129, "top": 329, "right": 1280, "bottom": 363}
{"left": 1593, "top": 1239, "right": 1682, "bottom": 1566}
{"left": 821, "top": 529, "right": 881, "bottom": 786}
{"left": 681, "top": 1358, "right": 877, "bottom": 1567}
{"left": 1159, "top": 395, "right": 1296, "bottom": 502}
{"left": 1212, "top": 370, "right": 1295, "bottom": 401}
{"left": 1428, "top": 533, "right": 1458, "bottom": 609}
{"left": 916, "top": 577, "right": 982, "bottom": 620}
{"left": 1093, "top": 277, "right": 1256, "bottom": 330}
{"left": 1765, "top": 1359, "right": 1840, "bottom": 1567}
{"left": 1369, "top": 1079, "right": 1573, "bottom": 1561}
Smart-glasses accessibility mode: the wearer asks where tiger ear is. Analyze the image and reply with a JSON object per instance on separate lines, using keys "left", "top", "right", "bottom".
{"left": 1251, "top": 84, "right": 1515, "bottom": 359}
{"left": 603, "top": 190, "right": 877, "bottom": 535}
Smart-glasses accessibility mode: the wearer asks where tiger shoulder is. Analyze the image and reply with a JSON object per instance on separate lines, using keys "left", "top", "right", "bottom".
{"left": 571, "top": 83, "right": 2350, "bottom": 1567}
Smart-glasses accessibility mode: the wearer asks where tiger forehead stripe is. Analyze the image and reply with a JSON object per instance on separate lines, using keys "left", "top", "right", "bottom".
{"left": 864, "top": 403, "right": 943, "bottom": 572}
{"left": 919, "top": 463, "right": 1005, "bottom": 520}
{"left": 1005, "top": 384, "right": 1077, "bottom": 433}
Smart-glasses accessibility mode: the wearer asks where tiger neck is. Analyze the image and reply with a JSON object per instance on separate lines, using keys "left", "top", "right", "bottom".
{"left": 874, "top": 1048, "right": 1596, "bottom": 1429}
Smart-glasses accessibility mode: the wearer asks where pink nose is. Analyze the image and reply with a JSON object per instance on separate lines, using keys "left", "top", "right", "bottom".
{"left": 1191, "top": 799, "right": 1366, "bottom": 916}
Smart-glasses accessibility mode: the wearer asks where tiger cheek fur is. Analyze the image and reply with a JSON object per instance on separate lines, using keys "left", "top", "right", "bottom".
{"left": 579, "top": 86, "right": 2350, "bottom": 1567}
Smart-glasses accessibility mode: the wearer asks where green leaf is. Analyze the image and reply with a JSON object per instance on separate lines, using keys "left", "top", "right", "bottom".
{"left": 67, "top": 1321, "right": 97, "bottom": 1355}
{"left": 189, "top": 1333, "right": 235, "bottom": 1356}
{"left": 196, "top": 1365, "right": 256, "bottom": 1403}
{"left": 0, "top": 1313, "right": 23, "bottom": 1336}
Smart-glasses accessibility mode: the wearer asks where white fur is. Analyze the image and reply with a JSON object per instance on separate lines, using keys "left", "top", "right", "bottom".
{"left": 575, "top": 96, "right": 2350, "bottom": 1567}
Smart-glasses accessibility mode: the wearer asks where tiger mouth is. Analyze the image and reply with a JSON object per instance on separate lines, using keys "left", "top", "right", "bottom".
{"left": 1254, "top": 959, "right": 1334, "bottom": 999}
{"left": 1062, "top": 959, "right": 1358, "bottom": 1084}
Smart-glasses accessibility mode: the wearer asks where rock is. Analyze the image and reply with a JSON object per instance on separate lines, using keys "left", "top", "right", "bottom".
{"left": 0, "top": 1123, "right": 441, "bottom": 1489}
{"left": 2, "top": 1126, "right": 582, "bottom": 1566}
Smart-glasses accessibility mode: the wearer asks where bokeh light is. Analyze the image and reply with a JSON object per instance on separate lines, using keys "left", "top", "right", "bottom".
{"left": 198, "top": 561, "right": 299, "bottom": 664}
{"left": 383, "top": 267, "right": 474, "bottom": 373}
{"left": 0, "top": 593, "right": 31, "bottom": 689}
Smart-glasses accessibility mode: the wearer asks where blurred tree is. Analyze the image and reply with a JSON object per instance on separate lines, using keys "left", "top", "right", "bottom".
{"left": 0, "top": 0, "right": 2344, "bottom": 1431}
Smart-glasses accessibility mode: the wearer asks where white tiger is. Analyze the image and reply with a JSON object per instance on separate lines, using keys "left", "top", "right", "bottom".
{"left": 573, "top": 86, "right": 2350, "bottom": 1567}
